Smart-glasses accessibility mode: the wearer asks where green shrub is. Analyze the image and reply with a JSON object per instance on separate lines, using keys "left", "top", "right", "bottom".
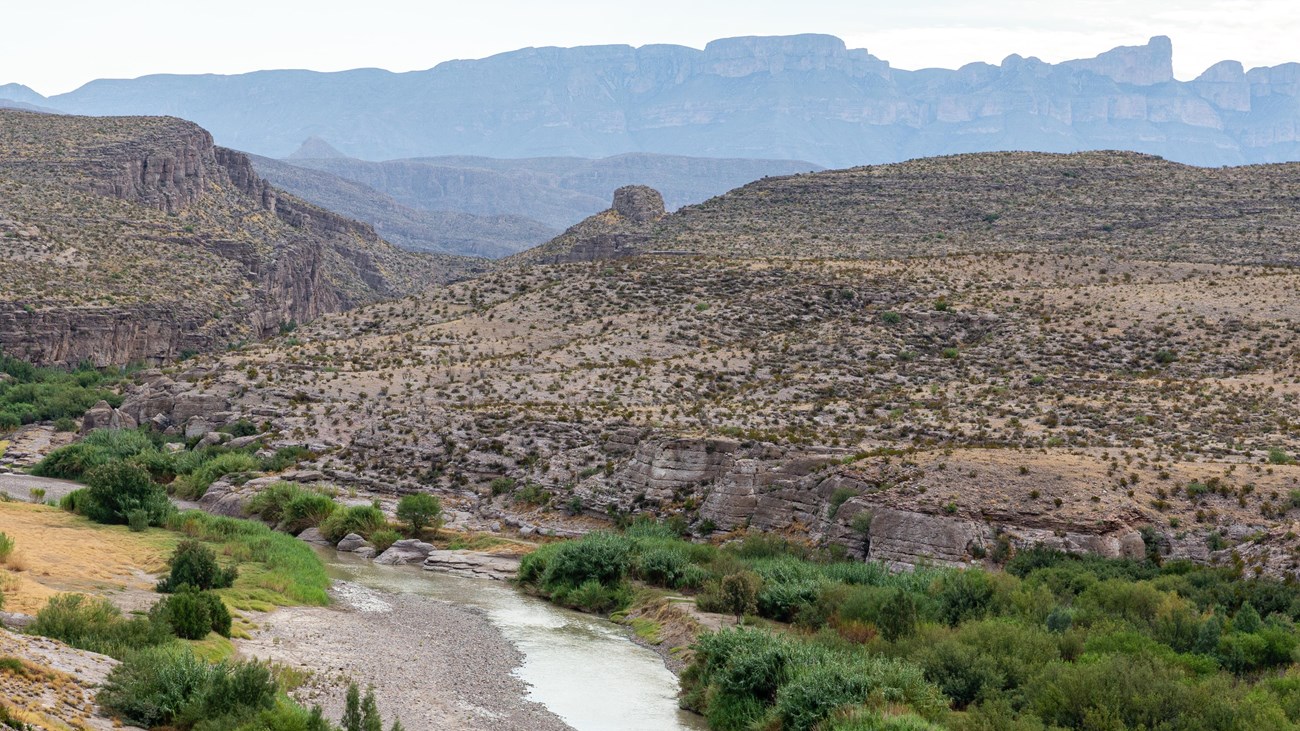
{"left": 635, "top": 545, "right": 692, "bottom": 588}
{"left": 396, "top": 493, "right": 441, "bottom": 535}
{"left": 937, "top": 570, "right": 995, "bottom": 626}
{"left": 281, "top": 491, "right": 338, "bottom": 534}
{"left": 127, "top": 508, "right": 150, "bottom": 532}
{"left": 97, "top": 646, "right": 277, "bottom": 729}
{"left": 370, "top": 528, "right": 401, "bottom": 554}
{"left": 557, "top": 578, "right": 633, "bottom": 613}
{"left": 685, "top": 628, "right": 946, "bottom": 731}
{"left": 247, "top": 483, "right": 338, "bottom": 533}
{"left": 319, "top": 504, "right": 387, "bottom": 543}
{"left": 1268, "top": 448, "right": 1295, "bottom": 466}
{"left": 828, "top": 487, "right": 857, "bottom": 518}
{"left": 922, "top": 640, "right": 1003, "bottom": 708}
{"left": 156, "top": 588, "right": 232, "bottom": 639}
{"left": 157, "top": 540, "right": 238, "bottom": 593}
{"left": 773, "top": 653, "right": 944, "bottom": 731}
{"left": 81, "top": 461, "right": 171, "bottom": 526}
{"left": 541, "top": 532, "right": 633, "bottom": 590}
{"left": 878, "top": 588, "right": 919, "bottom": 641}
{"left": 34, "top": 428, "right": 156, "bottom": 479}
{"left": 180, "top": 451, "right": 262, "bottom": 499}
{"left": 0, "top": 355, "right": 120, "bottom": 431}
{"left": 0, "top": 531, "right": 13, "bottom": 563}
{"left": 29, "top": 594, "right": 172, "bottom": 659}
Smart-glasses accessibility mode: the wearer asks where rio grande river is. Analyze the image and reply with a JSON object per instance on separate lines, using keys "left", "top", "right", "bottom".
{"left": 320, "top": 550, "right": 707, "bottom": 731}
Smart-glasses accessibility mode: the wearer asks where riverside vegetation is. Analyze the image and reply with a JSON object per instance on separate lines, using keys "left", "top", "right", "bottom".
{"left": 0, "top": 380, "right": 414, "bottom": 730}
{"left": 0, "top": 468, "right": 409, "bottom": 731}
{"left": 520, "top": 521, "right": 1300, "bottom": 730}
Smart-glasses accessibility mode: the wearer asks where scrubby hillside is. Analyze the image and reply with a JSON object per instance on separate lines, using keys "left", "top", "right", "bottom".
{"left": 644, "top": 151, "right": 1300, "bottom": 264}
{"left": 0, "top": 110, "right": 487, "bottom": 365}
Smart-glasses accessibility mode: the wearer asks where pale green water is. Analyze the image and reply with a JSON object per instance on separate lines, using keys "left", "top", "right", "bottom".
{"left": 319, "top": 549, "right": 708, "bottom": 731}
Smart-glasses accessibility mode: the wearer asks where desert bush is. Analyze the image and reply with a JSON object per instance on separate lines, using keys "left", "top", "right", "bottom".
{"left": 541, "top": 532, "right": 633, "bottom": 590}
{"left": 29, "top": 594, "right": 172, "bottom": 659}
{"left": 319, "top": 504, "right": 387, "bottom": 543}
{"left": 634, "top": 545, "right": 693, "bottom": 588}
{"left": 395, "top": 493, "right": 441, "bottom": 535}
{"left": 178, "top": 451, "right": 262, "bottom": 499}
{"left": 247, "top": 483, "right": 338, "bottom": 533}
{"left": 80, "top": 461, "right": 171, "bottom": 526}
{"left": 155, "top": 587, "right": 232, "bottom": 640}
{"left": 157, "top": 540, "right": 238, "bottom": 593}
{"left": 0, "top": 532, "right": 13, "bottom": 563}
{"left": 369, "top": 528, "right": 401, "bottom": 554}
{"left": 33, "top": 428, "right": 155, "bottom": 479}
{"left": 97, "top": 645, "right": 277, "bottom": 729}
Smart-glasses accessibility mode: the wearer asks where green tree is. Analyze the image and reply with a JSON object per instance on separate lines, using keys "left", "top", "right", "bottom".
{"left": 361, "top": 687, "right": 383, "bottom": 731}
{"left": 395, "top": 493, "right": 441, "bottom": 535}
{"left": 1234, "top": 602, "right": 1262, "bottom": 633}
{"left": 342, "top": 683, "right": 362, "bottom": 731}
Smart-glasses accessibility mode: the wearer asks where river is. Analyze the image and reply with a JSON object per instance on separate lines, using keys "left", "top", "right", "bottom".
{"left": 318, "top": 549, "right": 708, "bottom": 731}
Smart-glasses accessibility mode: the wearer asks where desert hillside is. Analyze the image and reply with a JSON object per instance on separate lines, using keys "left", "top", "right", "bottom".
{"left": 0, "top": 110, "right": 486, "bottom": 366}
{"left": 132, "top": 151, "right": 1300, "bottom": 575}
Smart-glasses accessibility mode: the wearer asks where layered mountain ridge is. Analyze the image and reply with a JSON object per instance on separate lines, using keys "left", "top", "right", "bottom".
{"left": 13, "top": 34, "right": 1300, "bottom": 167}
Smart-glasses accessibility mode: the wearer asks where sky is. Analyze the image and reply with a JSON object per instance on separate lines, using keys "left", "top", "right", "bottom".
{"left": 5, "top": 0, "right": 1298, "bottom": 96}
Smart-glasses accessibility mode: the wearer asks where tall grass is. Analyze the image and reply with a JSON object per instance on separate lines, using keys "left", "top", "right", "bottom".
{"left": 164, "top": 511, "right": 330, "bottom": 607}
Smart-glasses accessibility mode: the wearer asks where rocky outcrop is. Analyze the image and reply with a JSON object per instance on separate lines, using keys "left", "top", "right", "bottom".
{"left": 80, "top": 400, "right": 138, "bottom": 434}
{"left": 423, "top": 550, "right": 521, "bottom": 581}
{"left": 508, "top": 185, "right": 667, "bottom": 265}
{"left": 1061, "top": 35, "right": 1173, "bottom": 86}
{"left": 611, "top": 185, "right": 665, "bottom": 224}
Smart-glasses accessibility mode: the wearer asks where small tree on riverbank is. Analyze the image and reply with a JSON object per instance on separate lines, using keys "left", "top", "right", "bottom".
{"left": 396, "top": 493, "right": 441, "bottom": 536}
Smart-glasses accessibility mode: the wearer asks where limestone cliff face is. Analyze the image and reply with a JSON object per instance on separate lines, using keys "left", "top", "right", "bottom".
{"left": 0, "top": 110, "right": 475, "bottom": 366}
{"left": 572, "top": 435, "right": 1152, "bottom": 569}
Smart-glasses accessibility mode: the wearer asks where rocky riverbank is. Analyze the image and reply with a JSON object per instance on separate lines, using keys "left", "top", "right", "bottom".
{"left": 235, "top": 580, "right": 572, "bottom": 731}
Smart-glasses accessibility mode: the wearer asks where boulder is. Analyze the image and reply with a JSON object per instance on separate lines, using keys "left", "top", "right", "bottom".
{"left": 80, "top": 400, "right": 138, "bottom": 434}
{"left": 296, "top": 527, "right": 331, "bottom": 545}
{"left": 197, "top": 431, "right": 225, "bottom": 448}
{"left": 374, "top": 539, "right": 435, "bottom": 565}
{"left": 184, "top": 417, "right": 215, "bottom": 439}
{"left": 336, "top": 533, "right": 370, "bottom": 552}
{"left": 171, "top": 392, "right": 231, "bottom": 424}
{"left": 197, "top": 479, "right": 249, "bottom": 518}
{"left": 226, "top": 432, "right": 270, "bottom": 450}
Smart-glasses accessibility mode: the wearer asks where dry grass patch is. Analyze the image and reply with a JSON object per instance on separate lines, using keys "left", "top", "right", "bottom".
{"left": 0, "top": 501, "right": 174, "bottom": 614}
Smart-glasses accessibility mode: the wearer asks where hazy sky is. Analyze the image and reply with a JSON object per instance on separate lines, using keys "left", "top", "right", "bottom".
{"left": 6, "top": 0, "right": 1297, "bottom": 96}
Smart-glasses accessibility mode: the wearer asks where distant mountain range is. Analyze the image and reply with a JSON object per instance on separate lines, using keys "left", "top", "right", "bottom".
{"left": 252, "top": 143, "right": 819, "bottom": 257}
{"left": 6, "top": 34, "right": 1300, "bottom": 167}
